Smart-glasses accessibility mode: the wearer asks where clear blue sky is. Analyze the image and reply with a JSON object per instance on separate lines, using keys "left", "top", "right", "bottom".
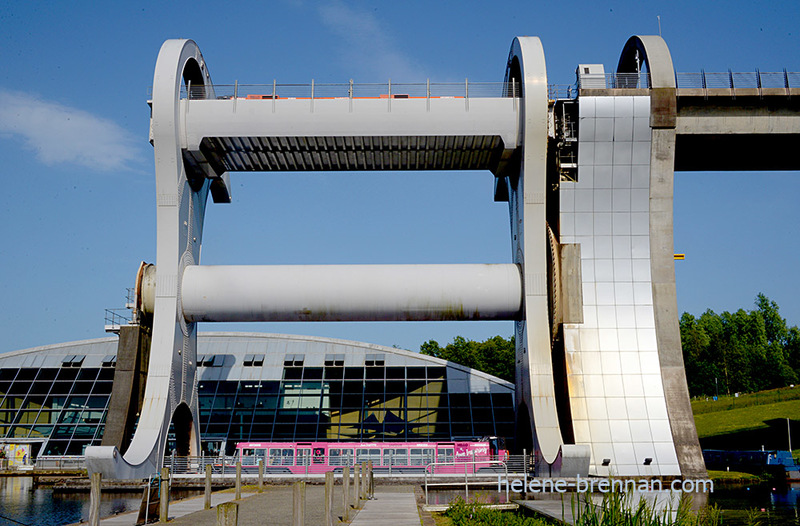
{"left": 1, "top": 1, "right": 798, "bottom": 354}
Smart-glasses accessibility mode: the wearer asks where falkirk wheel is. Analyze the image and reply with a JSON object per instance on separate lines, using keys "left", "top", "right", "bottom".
{"left": 86, "top": 34, "right": 722, "bottom": 479}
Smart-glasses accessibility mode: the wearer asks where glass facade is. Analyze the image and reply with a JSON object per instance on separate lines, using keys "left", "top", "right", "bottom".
{"left": 0, "top": 366, "right": 113, "bottom": 456}
{"left": 0, "top": 333, "right": 515, "bottom": 458}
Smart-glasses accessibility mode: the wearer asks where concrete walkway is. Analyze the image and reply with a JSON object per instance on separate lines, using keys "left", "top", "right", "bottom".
{"left": 96, "top": 491, "right": 257, "bottom": 525}
{"left": 350, "top": 491, "right": 420, "bottom": 525}
{"left": 88, "top": 484, "right": 420, "bottom": 525}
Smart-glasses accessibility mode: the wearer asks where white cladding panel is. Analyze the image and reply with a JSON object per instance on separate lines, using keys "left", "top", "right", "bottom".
{"left": 561, "top": 96, "right": 680, "bottom": 477}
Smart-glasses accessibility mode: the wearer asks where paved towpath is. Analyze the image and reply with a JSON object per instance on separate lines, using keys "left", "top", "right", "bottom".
{"left": 88, "top": 484, "right": 419, "bottom": 526}
{"left": 350, "top": 490, "right": 420, "bottom": 525}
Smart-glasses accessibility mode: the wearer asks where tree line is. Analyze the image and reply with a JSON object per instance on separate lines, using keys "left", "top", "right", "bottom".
{"left": 680, "top": 293, "right": 800, "bottom": 397}
{"left": 420, "top": 294, "right": 800, "bottom": 398}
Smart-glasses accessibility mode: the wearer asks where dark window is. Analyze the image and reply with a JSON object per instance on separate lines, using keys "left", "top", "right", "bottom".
{"left": 407, "top": 367, "right": 426, "bottom": 379}
{"left": 324, "top": 367, "right": 344, "bottom": 379}
{"left": 77, "top": 369, "right": 99, "bottom": 381}
{"left": 243, "top": 354, "right": 265, "bottom": 367}
{"left": 51, "top": 425, "right": 75, "bottom": 438}
{"left": 427, "top": 367, "right": 447, "bottom": 380}
{"left": 97, "top": 369, "right": 115, "bottom": 381}
{"left": 365, "top": 354, "right": 385, "bottom": 367}
{"left": 35, "top": 369, "right": 59, "bottom": 381}
{"left": 385, "top": 381, "right": 405, "bottom": 394}
{"left": 72, "top": 425, "right": 98, "bottom": 439}
{"left": 283, "top": 367, "right": 302, "bottom": 380}
{"left": 386, "top": 367, "right": 405, "bottom": 380}
{"left": 471, "top": 393, "right": 492, "bottom": 407}
{"left": 7, "top": 382, "right": 31, "bottom": 396}
{"left": 303, "top": 367, "right": 323, "bottom": 380}
{"left": 471, "top": 406, "right": 494, "bottom": 422}
{"left": 283, "top": 354, "right": 304, "bottom": 366}
{"left": 70, "top": 382, "right": 94, "bottom": 395}
{"left": 449, "top": 393, "right": 470, "bottom": 408}
{"left": 365, "top": 367, "right": 384, "bottom": 380}
{"left": 451, "top": 422, "right": 473, "bottom": 436}
{"left": 92, "top": 382, "right": 113, "bottom": 395}
{"left": 275, "top": 411, "right": 297, "bottom": 424}
{"left": 101, "top": 355, "right": 117, "bottom": 367}
{"left": 49, "top": 382, "right": 73, "bottom": 395}
{"left": 491, "top": 392, "right": 513, "bottom": 407}
{"left": 43, "top": 440, "right": 68, "bottom": 455}
{"left": 16, "top": 369, "right": 38, "bottom": 381}
{"left": 344, "top": 368, "right": 363, "bottom": 380}
{"left": 0, "top": 370, "right": 18, "bottom": 381}
{"left": 472, "top": 421, "right": 495, "bottom": 436}
{"left": 324, "top": 354, "right": 344, "bottom": 367}
{"left": 55, "top": 368, "right": 79, "bottom": 382}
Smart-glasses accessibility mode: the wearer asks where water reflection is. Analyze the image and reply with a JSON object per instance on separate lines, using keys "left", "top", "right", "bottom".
{"left": 0, "top": 477, "right": 144, "bottom": 526}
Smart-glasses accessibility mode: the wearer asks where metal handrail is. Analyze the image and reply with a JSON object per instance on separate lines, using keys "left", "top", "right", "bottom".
{"left": 103, "top": 308, "right": 130, "bottom": 328}
{"left": 152, "top": 71, "right": 800, "bottom": 102}
{"left": 179, "top": 81, "right": 521, "bottom": 100}
{"left": 574, "top": 70, "right": 799, "bottom": 92}
{"left": 423, "top": 459, "right": 509, "bottom": 505}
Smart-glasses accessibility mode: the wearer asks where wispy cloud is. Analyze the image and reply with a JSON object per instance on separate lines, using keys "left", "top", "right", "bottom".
{"left": 316, "top": 2, "right": 425, "bottom": 81}
{"left": 0, "top": 89, "right": 141, "bottom": 172}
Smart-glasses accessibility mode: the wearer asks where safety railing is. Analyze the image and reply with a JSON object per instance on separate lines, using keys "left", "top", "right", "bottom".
{"left": 34, "top": 456, "right": 86, "bottom": 470}
{"left": 578, "top": 72, "right": 651, "bottom": 90}
{"left": 676, "top": 70, "right": 799, "bottom": 91}
{"left": 549, "top": 84, "right": 578, "bottom": 100}
{"left": 179, "top": 80, "right": 522, "bottom": 100}
{"left": 160, "top": 70, "right": 800, "bottom": 102}
{"left": 578, "top": 70, "right": 799, "bottom": 93}
{"left": 424, "top": 459, "right": 509, "bottom": 505}
{"left": 103, "top": 308, "right": 131, "bottom": 332}
{"left": 163, "top": 454, "right": 528, "bottom": 478}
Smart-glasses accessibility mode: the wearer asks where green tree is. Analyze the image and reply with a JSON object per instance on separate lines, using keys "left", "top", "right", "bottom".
{"left": 680, "top": 294, "right": 799, "bottom": 397}
{"left": 420, "top": 335, "right": 515, "bottom": 383}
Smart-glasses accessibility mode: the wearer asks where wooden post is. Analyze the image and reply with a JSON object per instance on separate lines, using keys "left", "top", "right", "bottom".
{"left": 159, "top": 467, "right": 170, "bottom": 523}
{"left": 324, "top": 471, "right": 334, "bottom": 526}
{"left": 258, "top": 460, "right": 264, "bottom": 493}
{"left": 353, "top": 464, "right": 361, "bottom": 509}
{"left": 205, "top": 464, "right": 213, "bottom": 510}
{"left": 342, "top": 466, "right": 350, "bottom": 522}
{"left": 360, "top": 462, "right": 367, "bottom": 501}
{"left": 89, "top": 472, "right": 101, "bottom": 526}
{"left": 216, "top": 501, "right": 239, "bottom": 526}
{"left": 292, "top": 481, "right": 305, "bottom": 526}
{"left": 368, "top": 460, "right": 374, "bottom": 499}
{"left": 235, "top": 461, "right": 242, "bottom": 500}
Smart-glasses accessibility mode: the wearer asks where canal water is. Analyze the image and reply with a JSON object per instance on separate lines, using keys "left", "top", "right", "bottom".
{"left": 0, "top": 477, "right": 202, "bottom": 526}
{"left": 0, "top": 477, "right": 144, "bottom": 526}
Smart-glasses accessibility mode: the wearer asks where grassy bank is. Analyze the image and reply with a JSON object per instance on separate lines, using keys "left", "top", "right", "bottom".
{"left": 691, "top": 387, "right": 800, "bottom": 453}
{"left": 691, "top": 387, "right": 800, "bottom": 415}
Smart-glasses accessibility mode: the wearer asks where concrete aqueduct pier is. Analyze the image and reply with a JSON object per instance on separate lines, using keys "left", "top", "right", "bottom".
{"left": 86, "top": 35, "right": 800, "bottom": 480}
